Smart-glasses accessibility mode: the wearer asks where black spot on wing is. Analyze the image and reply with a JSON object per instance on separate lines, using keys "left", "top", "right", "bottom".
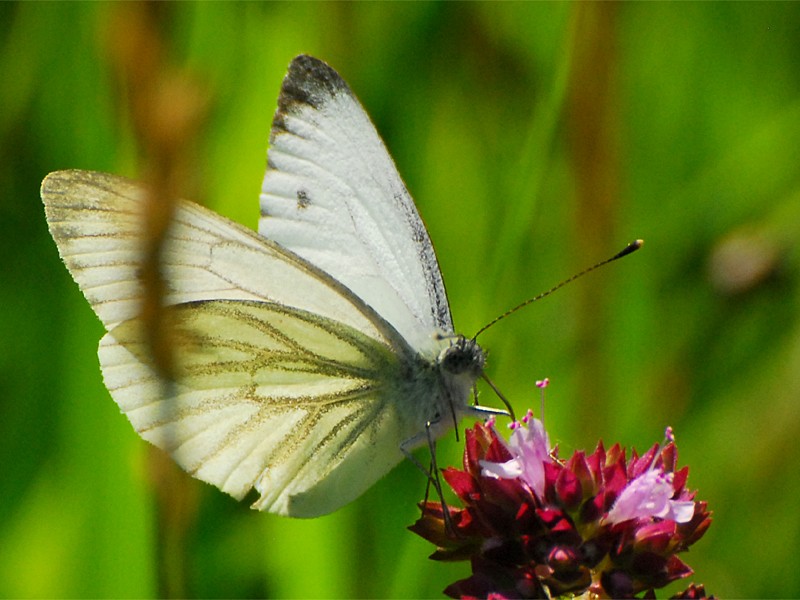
{"left": 296, "top": 189, "right": 311, "bottom": 209}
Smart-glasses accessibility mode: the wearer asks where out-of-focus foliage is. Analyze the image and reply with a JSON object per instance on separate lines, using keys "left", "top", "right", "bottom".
{"left": 2, "top": 3, "right": 799, "bottom": 598}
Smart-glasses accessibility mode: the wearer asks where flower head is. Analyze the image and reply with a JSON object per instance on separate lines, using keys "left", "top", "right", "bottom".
{"left": 409, "top": 414, "right": 712, "bottom": 599}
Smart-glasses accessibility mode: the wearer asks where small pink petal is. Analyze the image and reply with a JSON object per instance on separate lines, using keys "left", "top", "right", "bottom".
{"left": 605, "top": 470, "right": 695, "bottom": 525}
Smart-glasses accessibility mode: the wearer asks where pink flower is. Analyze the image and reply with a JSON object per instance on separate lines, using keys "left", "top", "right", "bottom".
{"left": 409, "top": 413, "right": 712, "bottom": 599}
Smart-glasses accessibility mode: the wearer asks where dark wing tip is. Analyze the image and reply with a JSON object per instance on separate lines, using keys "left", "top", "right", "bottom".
{"left": 278, "top": 55, "right": 352, "bottom": 115}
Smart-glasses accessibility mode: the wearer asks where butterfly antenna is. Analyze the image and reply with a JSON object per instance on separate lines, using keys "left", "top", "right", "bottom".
{"left": 473, "top": 239, "right": 644, "bottom": 339}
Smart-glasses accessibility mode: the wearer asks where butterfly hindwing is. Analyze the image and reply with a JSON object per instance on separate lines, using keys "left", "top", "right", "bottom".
{"left": 100, "top": 299, "right": 416, "bottom": 516}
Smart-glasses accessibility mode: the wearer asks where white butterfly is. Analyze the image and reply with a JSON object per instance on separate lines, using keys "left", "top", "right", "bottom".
{"left": 41, "top": 55, "right": 499, "bottom": 518}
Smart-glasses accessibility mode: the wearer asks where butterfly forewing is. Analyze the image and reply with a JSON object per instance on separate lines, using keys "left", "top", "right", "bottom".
{"left": 260, "top": 55, "right": 453, "bottom": 351}
{"left": 43, "top": 170, "right": 397, "bottom": 345}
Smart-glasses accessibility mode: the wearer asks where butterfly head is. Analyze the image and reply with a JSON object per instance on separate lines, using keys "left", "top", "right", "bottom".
{"left": 439, "top": 336, "right": 485, "bottom": 378}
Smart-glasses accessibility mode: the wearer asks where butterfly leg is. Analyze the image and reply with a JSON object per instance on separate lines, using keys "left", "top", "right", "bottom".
{"left": 400, "top": 424, "right": 454, "bottom": 534}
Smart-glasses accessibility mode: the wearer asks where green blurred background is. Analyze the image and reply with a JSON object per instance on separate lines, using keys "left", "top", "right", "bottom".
{"left": 2, "top": 2, "right": 799, "bottom": 598}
